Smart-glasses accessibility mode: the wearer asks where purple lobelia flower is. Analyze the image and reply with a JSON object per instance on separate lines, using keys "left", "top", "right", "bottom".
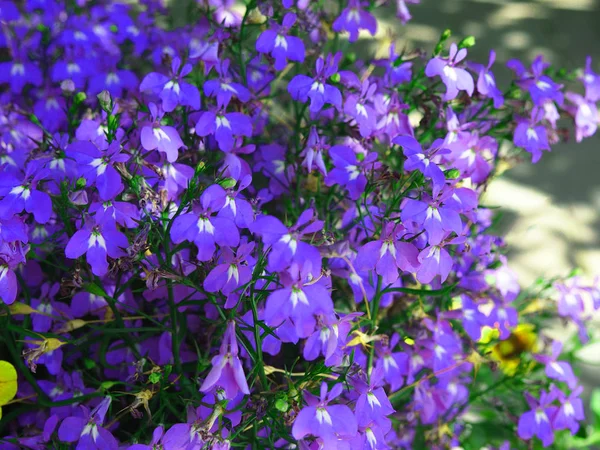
{"left": 393, "top": 135, "right": 448, "bottom": 196}
{"left": 127, "top": 426, "right": 165, "bottom": 450}
{"left": 204, "top": 59, "right": 251, "bottom": 107}
{"left": 352, "top": 367, "right": 395, "bottom": 428}
{"left": 204, "top": 241, "right": 254, "bottom": 297}
{"left": 534, "top": 341, "right": 578, "bottom": 389}
{"left": 471, "top": 50, "right": 504, "bottom": 108}
{"left": 581, "top": 56, "right": 600, "bottom": 102}
{"left": 265, "top": 269, "right": 335, "bottom": 339}
{"left": 250, "top": 209, "right": 323, "bottom": 276}
{"left": 0, "top": 258, "right": 19, "bottom": 305}
{"left": 200, "top": 320, "right": 250, "bottom": 399}
{"left": 254, "top": 144, "right": 294, "bottom": 197}
{"left": 195, "top": 107, "right": 253, "bottom": 152}
{"left": 416, "top": 239, "right": 455, "bottom": 284}
{"left": 33, "top": 89, "right": 67, "bottom": 132}
{"left": 303, "top": 312, "right": 359, "bottom": 366}
{"left": 374, "top": 92, "right": 413, "bottom": 141}
{"left": 426, "top": 43, "right": 474, "bottom": 101}
{"left": 256, "top": 12, "right": 305, "bottom": 71}
{"left": 210, "top": 0, "right": 241, "bottom": 27}
{"left": 396, "top": 0, "right": 419, "bottom": 23}
{"left": 288, "top": 53, "right": 343, "bottom": 113}
{"left": 553, "top": 385, "right": 585, "bottom": 435}
{"left": 565, "top": 91, "right": 599, "bottom": 142}
{"left": 355, "top": 222, "right": 419, "bottom": 284}
{"left": 517, "top": 389, "right": 559, "bottom": 447}
{"left": 88, "top": 59, "right": 138, "bottom": 98}
{"left": 217, "top": 176, "right": 255, "bottom": 228}
{"left": 89, "top": 200, "right": 140, "bottom": 229}
{"left": 513, "top": 107, "right": 551, "bottom": 163}
{"left": 332, "top": 0, "right": 377, "bottom": 43}
{"left": 457, "top": 295, "right": 486, "bottom": 341}
{"left": 447, "top": 132, "right": 497, "bottom": 184}
{"left": 141, "top": 102, "right": 184, "bottom": 162}
{"left": 343, "top": 79, "right": 378, "bottom": 137}
{"left": 301, "top": 127, "right": 329, "bottom": 175}
{"left": 401, "top": 191, "right": 464, "bottom": 246}
{"left": 64, "top": 218, "right": 129, "bottom": 276}
{"left": 292, "top": 382, "right": 358, "bottom": 448}
{"left": 170, "top": 184, "right": 240, "bottom": 261}
{"left": 139, "top": 56, "right": 201, "bottom": 112}
{"left": 324, "top": 145, "right": 377, "bottom": 200}
{"left": 0, "top": 51, "right": 43, "bottom": 93}
{"left": 375, "top": 334, "right": 409, "bottom": 391}
{"left": 51, "top": 51, "right": 90, "bottom": 89}
{"left": 67, "top": 140, "right": 129, "bottom": 201}
{"left": 58, "top": 397, "right": 118, "bottom": 450}
{"left": 0, "top": 165, "right": 53, "bottom": 223}
{"left": 508, "top": 55, "right": 563, "bottom": 107}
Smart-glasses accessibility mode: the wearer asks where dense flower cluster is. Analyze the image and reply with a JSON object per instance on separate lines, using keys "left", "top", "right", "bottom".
{"left": 1, "top": 0, "right": 599, "bottom": 449}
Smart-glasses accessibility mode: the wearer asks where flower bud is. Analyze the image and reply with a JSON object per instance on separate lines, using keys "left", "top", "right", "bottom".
{"left": 97, "top": 90, "right": 112, "bottom": 111}
{"left": 459, "top": 36, "right": 476, "bottom": 49}
{"left": 61, "top": 79, "right": 76, "bottom": 94}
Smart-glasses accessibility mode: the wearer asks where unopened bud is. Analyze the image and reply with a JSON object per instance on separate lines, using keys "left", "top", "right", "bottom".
{"left": 61, "top": 79, "right": 76, "bottom": 93}
{"left": 458, "top": 36, "right": 476, "bottom": 49}
{"left": 97, "top": 90, "right": 112, "bottom": 111}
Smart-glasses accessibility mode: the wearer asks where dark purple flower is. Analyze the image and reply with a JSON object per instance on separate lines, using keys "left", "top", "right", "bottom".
{"left": 195, "top": 108, "right": 253, "bottom": 152}
{"left": 517, "top": 390, "right": 558, "bottom": 447}
{"left": 204, "top": 59, "right": 251, "bottom": 107}
{"left": 265, "top": 269, "right": 334, "bottom": 339}
{"left": 256, "top": 13, "right": 305, "bottom": 71}
{"left": 0, "top": 166, "right": 53, "bottom": 224}
{"left": 288, "top": 53, "right": 343, "bottom": 113}
{"left": 250, "top": 209, "right": 323, "bottom": 276}
{"left": 170, "top": 184, "right": 240, "bottom": 261}
{"left": 508, "top": 55, "right": 563, "bottom": 107}
{"left": 332, "top": 0, "right": 377, "bottom": 43}
{"left": 0, "top": 57, "right": 42, "bottom": 93}
{"left": 292, "top": 382, "right": 358, "bottom": 447}
{"left": 64, "top": 219, "right": 129, "bottom": 276}
{"left": 58, "top": 397, "right": 118, "bottom": 450}
{"left": 139, "top": 57, "right": 201, "bottom": 112}
{"left": 67, "top": 140, "right": 129, "bottom": 201}
{"left": 324, "top": 145, "right": 377, "bottom": 200}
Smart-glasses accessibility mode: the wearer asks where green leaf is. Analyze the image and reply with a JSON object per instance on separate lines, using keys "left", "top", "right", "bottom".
{"left": 83, "top": 358, "right": 96, "bottom": 369}
{"left": 85, "top": 283, "right": 109, "bottom": 298}
{"left": 459, "top": 36, "right": 476, "bottom": 49}
{"left": 590, "top": 389, "right": 600, "bottom": 424}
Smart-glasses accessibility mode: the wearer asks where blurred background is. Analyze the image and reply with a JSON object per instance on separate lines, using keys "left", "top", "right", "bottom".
{"left": 374, "top": 0, "right": 600, "bottom": 287}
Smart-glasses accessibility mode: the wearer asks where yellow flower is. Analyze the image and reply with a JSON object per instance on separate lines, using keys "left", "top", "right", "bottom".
{"left": 0, "top": 360, "right": 18, "bottom": 420}
{"left": 489, "top": 323, "right": 538, "bottom": 376}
